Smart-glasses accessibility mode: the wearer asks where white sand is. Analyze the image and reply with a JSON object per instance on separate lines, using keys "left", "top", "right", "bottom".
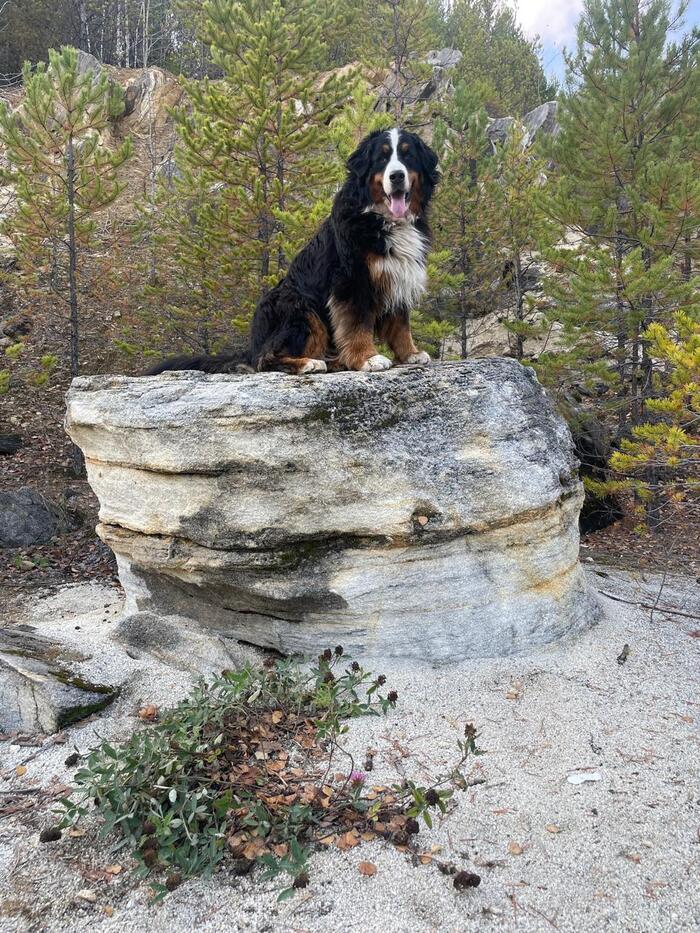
{"left": 1, "top": 566, "right": 699, "bottom": 933}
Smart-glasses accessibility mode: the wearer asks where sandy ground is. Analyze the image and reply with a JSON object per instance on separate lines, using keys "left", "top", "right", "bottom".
{"left": 1, "top": 566, "right": 699, "bottom": 933}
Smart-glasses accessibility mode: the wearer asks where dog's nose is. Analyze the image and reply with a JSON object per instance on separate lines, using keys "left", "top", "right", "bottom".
{"left": 389, "top": 170, "right": 405, "bottom": 186}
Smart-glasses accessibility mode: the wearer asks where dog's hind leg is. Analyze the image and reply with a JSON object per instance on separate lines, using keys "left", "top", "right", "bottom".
{"left": 328, "top": 298, "right": 391, "bottom": 372}
{"left": 255, "top": 311, "right": 330, "bottom": 374}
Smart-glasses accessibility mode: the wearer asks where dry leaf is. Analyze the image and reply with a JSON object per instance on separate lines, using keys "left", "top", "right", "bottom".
{"left": 358, "top": 861, "right": 377, "bottom": 876}
{"left": 336, "top": 830, "right": 361, "bottom": 851}
{"left": 103, "top": 906, "right": 114, "bottom": 917}
{"left": 508, "top": 841, "right": 524, "bottom": 856}
{"left": 137, "top": 704, "right": 158, "bottom": 722}
{"left": 68, "top": 828, "right": 86, "bottom": 838}
{"left": 271, "top": 710, "right": 284, "bottom": 724}
{"left": 545, "top": 824, "right": 561, "bottom": 834}
{"left": 105, "top": 865, "right": 122, "bottom": 875}
{"left": 15, "top": 765, "right": 27, "bottom": 777}
{"left": 318, "top": 834, "right": 336, "bottom": 846}
{"left": 623, "top": 851, "right": 641, "bottom": 863}
{"left": 418, "top": 854, "right": 433, "bottom": 864}
{"left": 416, "top": 515, "right": 429, "bottom": 526}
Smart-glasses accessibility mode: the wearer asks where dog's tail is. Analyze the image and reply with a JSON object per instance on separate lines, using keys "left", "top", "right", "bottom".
{"left": 145, "top": 351, "right": 254, "bottom": 376}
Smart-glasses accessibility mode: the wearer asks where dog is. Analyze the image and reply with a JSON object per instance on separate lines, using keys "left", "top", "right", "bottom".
{"left": 149, "top": 128, "right": 439, "bottom": 376}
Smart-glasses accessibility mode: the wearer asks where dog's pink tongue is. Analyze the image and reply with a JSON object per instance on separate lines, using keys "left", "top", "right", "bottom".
{"left": 389, "top": 193, "right": 408, "bottom": 219}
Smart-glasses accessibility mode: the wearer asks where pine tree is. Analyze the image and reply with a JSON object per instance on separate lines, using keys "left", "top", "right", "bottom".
{"left": 538, "top": 0, "right": 700, "bottom": 439}
{"left": 364, "top": 0, "right": 442, "bottom": 124}
{"left": 484, "top": 124, "right": 559, "bottom": 359}
{"left": 429, "top": 83, "right": 503, "bottom": 358}
{"left": 171, "top": 0, "right": 354, "bottom": 324}
{"left": 0, "top": 46, "right": 132, "bottom": 383}
{"left": 444, "top": 0, "right": 558, "bottom": 116}
{"left": 610, "top": 311, "right": 700, "bottom": 529}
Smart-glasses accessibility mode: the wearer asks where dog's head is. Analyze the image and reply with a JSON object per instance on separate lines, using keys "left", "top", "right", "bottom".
{"left": 346, "top": 128, "right": 439, "bottom": 222}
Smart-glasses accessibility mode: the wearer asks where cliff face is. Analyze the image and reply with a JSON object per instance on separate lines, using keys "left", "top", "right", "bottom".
{"left": 0, "top": 51, "right": 185, "bottom": 256}
{"left": 66, "top": 360, "right": 600, "bottom": 663}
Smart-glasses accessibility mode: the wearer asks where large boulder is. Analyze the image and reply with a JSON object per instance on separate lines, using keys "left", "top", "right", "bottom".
{"left": 0, "top": 487, "right": 70, "bottom": 548}
{"left": 65, "top": 361, "right": 600, "bottom": 663}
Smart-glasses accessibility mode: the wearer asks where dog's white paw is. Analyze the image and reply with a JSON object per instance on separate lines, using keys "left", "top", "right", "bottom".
{"left": 403, "top": 351, "right": 431, "bottom": 366}
{"left": 360, "top": 354, "right": 393, "bottom": 372}
{"left": 299, "top": 358, "right": 327, "bottom": 374}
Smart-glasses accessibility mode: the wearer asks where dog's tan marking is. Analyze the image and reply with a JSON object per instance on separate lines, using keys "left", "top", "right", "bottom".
{"left": 377, "top": 314, "right": 419, "bottom": 363}
{"left": 408, "top": 169, "right": 423, "bottom": 216}
{"left": 328, "top": 297, "right": 380, "bottom": 370}
{"left": 304, "top": 312, "right": 329, "bottom": 359}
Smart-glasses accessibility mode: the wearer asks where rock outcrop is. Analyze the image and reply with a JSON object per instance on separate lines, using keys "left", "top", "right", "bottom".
{"left": 0, "top": 487, "right": 71, "bottom": 548}
{"left": 0, "top": 627, "right": 117, "bottom": 733}
{"left": 65, "top": 360, "right": 600, "bottom": 663}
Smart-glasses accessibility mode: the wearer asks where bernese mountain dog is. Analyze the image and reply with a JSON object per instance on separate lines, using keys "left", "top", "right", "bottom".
{"left": 149, "top": 128, "right": 439, "bottom": 376}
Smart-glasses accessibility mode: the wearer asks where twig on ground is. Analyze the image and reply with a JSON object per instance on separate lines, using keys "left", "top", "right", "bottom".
{"left": 598, "top": 590, "right": 700, "bottom": 621}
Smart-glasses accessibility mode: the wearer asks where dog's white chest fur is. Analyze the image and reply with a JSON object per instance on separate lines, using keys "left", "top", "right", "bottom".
{"left": 371, "top": 222, "right": 428, "bottom": 311}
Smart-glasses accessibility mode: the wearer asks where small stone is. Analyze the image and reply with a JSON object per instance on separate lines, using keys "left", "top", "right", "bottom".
{"left": 76, "top": 889, "right": 97, "bottom": 903}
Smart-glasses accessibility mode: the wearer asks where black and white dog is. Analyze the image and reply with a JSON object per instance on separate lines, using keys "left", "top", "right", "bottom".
{"left": 150, "top": 128, "right": 439, "bottom": 375}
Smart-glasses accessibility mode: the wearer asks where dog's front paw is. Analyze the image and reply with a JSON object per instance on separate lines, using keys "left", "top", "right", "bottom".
{"left": 402, "top": 351, "right": 431, "bottom": 366}
{"left": 360, "top": 354, "right": 392, "bottom": 372}
{"left": 299, "top": 358, "right": 328, "bottom": 374}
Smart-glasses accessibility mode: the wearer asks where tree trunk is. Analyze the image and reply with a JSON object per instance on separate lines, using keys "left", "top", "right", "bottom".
{"left": 614, "top": 231, "right": 627, "bottom": 441}
{"left": 513, "top": 252, "right": 524, "bottom": 360}
{"left": 66, "top": 136, "right": 84, "bottom": 477}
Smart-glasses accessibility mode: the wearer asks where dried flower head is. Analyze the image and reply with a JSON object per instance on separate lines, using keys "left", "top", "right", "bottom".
{"left": 387, "top": 690, "right": 398, "bottom": 705}
{"left": 376, "top": 675, "right": 387, "bottom": 687}
{"left": 425, "top": 788, "right": 440, "bottom": 806}
{"left": 405, "top": 817, "right": 420, "bottom": 835}
{"left": 464, "top": 722, "right": 477, "bottom": 741}
{"left": 351, "top": 661, "right": 361, "bottom": 673}
{"left": 334, "top": 645, "right": 344, "bottom": 657}
{"left": 453, "top": 870, "right": 481, "bottom": 890}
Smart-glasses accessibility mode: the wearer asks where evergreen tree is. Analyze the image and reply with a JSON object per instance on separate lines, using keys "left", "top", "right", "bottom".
{"left": 429, "top": 83, "right": 503, "bottom": 358}
{"left": 485, "top": 124, "right": 559, "bottom": 358}
{"left": 444, "top": 0, "right": 558, "bottom": 115}
{"left": 610, "top": 311, "right": 700, "bottom": 528}
{"left": 538, "top": 0, "right": 700, "bottom": 439}
{"left": 0, "top": 46, "right": 132, "bottom": 383}
{"left": 172, "top": 0, "right": 354, "bottom": 324}
{"left": 362, "top": 0, "right": 442, "bottom": 123}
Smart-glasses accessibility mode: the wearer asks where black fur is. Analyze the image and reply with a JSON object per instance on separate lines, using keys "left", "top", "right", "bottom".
{"left": 148, "top": 129, "right": 439, "bottom": 375}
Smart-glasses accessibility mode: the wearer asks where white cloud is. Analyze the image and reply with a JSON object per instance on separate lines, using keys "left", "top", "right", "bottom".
{"left": 513, "top": 0, "right": 583, "bottom": 46}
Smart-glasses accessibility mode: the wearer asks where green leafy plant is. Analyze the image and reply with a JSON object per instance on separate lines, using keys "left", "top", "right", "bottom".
{"left": 59, "top": 649, "right": 479, "bottom": 901}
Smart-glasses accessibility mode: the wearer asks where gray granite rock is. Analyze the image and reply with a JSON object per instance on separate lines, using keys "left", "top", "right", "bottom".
{"left": 0, "top": 487, "right": 69, "bottom": 548}
{"left": 0, "top": 627, "right": 116, "bottom": 733}
{"left": 65, "top": 360, "right": 600, "bottom": 662}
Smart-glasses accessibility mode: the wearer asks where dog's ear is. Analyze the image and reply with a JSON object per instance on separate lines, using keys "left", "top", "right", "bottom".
{"left": 346, "top": 130, "right": 381, "bottom": 180}
{"left": 415, "top": 137, "right": 440, "bottom": 190}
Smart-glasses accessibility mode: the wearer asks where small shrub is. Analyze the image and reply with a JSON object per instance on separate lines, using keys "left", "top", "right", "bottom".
{"left": 59, "top": 650, "right": 479, "bottom": 900}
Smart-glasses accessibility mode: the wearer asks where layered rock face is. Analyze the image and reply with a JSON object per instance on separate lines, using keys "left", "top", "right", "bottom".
{"left": 65, "top": 361, "right": 599, "bottom": 662}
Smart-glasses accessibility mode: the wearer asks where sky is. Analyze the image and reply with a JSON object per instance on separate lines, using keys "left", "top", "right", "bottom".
{"left": 513, "top": 0, "right": 700, "bottom": 83}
